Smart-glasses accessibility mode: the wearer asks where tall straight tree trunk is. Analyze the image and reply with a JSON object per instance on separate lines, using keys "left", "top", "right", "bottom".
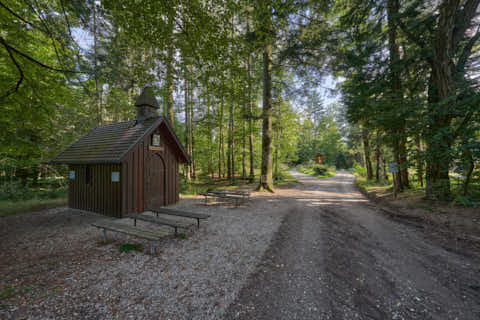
{"left": 247, "top": 14, "right": 255, "bottom": 183}
{"left": 218, "top": 101, "right": 223, "bottom": 179}
{"left": 227, "top": 77, "right": 235, "bottom": 182}
{"left": 425, "top": 0, "right": 460, "bottom": 200}
{"left": 165, "top": 11, "right": 175, "bottom": 124}
{"left": 463, "top": 150, "right": 474, "bottom": 195}
{"left": 184, "top": 65, "right": 191, "bottom": 182}
{"left": 383, "top": 156, "right": 389, "bottom": 181}
{"left": 415, "top": 135, "right": 424, "bottom": 187}
{"left": 258, "top": 41, "right": 274, "bottom": 191}
{"left": 258, "top": 1, "right": 274, "bottom": 192}
{"left": 219, "top": 91, "right": 226, "bottom": 179}
{"left": 206, "top": 76, "right": 214, "bottom": 179}
{"left": 387, "top": 0, "right": 407, "bottom": 191}
{"left": 93, "top": 2, "right": 102, "bottom": 125}
{"left": 190, "top": 83, "right": 196, "bottom": 181}
{"left": 375, "top": 132, "right": 380, "bottom": 182}
{"left": 242, "top": 77, "right": 247, "bottom": 179}
{"left": 362, "top": 128, "right": 373, "bottom": 180}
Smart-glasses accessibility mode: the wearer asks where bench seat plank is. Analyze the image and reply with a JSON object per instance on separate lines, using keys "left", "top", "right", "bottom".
{"left": 148, "top": 207, "right": 210, "bottom": 220}
{"left": 126, "top": 213, "right": 194, "bottom": 233}
{"left": 91, "top": 221, "right": 167, "bottom": 241}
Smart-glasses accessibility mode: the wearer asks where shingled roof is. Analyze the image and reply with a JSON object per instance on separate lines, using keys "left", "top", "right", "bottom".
{"left": 50, "top": 116, "right": 188, "bottom": 164}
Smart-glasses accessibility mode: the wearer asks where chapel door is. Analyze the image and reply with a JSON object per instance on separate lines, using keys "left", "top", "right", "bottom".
{"left": 145, "top": 153, "right": 166, "bottom": 209}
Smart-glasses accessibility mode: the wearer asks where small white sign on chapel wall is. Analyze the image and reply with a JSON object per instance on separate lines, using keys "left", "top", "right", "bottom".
{"left": 111, "top": 171, "right": 120, "bottom": 182}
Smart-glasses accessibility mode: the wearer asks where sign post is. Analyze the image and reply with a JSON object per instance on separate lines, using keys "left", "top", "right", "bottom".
{"left": 388, "top": 162, "right": 399, "bottom": 199}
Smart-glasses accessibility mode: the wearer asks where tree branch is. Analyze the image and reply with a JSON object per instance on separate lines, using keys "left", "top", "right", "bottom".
{"left": 0, "top": 39, "right": 24, "bottom": 100}
{"left": 0, "top": 37, "right": 81, "bottom": 73}
{"left": 457, "top": 26, "right": 480, "bottom": 74}
{"left": 0, "top": 0, "right": 43, "bottom": 32}
{"left": 453, "top": 0, "right": 480, "bottom": 47}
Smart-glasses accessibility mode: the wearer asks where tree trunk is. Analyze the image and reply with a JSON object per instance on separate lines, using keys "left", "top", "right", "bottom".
{"left": 387, "top": 0, "right": 407, "bottom": 190}
{"left": 242, "top": 81, "right": 247, "bottom": 179}
{"left": 164, "top": 10, "right": 175, "bottom": 124}
{"left": 383, "top": 155, "right": 388, "bottom": 181}
{"left": 219, "top": 92, "right": 225, "bottom": 179}
{"left": 399, "top": 133, "right": 409, "bottom": 187}
{"left": 228, "top": 77, "right": 235, "bottom": 183}
{"left": 463, "top": 152, "right": 474, "bottom": 196}
{"left": 184, "top": 66, "right": 191, "bottom": 182}
{"left": 93, "top": 2, "right": 102, "bottom": 125}
{"left": 190, "top": 84, "right": 196, "bottom": 181}
{"left": 362, "top": 128, "right": 373, "bottom": 180}
{"left": 206, "top": 77, "right": 214, "bottom": 179}
{"left": 258, "top": 40, "right": 274, "bottom": 191}
{"left": 257, "top": 0, "right": 274, "bottom": 192}
{"left": 375, "top": 132, "right": 380, "bottom": 182}
{"left": 415, "top": 135, "right": 424, "bottom": 187}
{"left": 425, "top": 0, "right": 460, "bottom": 200}
{"left": 247, "top": 16, "right": 255, "bottom": 183}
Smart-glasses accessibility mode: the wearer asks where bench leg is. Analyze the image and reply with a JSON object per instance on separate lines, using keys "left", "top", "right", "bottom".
{"left": 103, "top": 229, "right": 107, "bottom": 242}
{"left": 197, "top": 218, "right": 200, "bottom": 229}
{"left": 174, "top": 226, "right": 178, "bottom": 235}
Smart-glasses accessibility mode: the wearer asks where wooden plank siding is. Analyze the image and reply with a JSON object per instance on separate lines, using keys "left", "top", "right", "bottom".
{"left": 68, "top": 164, "right": 122, "bottom": 217}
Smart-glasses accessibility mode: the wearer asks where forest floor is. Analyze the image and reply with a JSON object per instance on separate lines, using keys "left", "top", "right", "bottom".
{"left": 1, "top": 171, "right": 479, "bottom": 319}
{"left": 356, "top": 182, "right": 480, "bottom": 245}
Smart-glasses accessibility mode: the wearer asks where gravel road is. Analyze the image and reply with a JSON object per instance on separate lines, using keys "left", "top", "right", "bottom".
{"left": 224, "top": 170, "right": 480, "bottom": 320}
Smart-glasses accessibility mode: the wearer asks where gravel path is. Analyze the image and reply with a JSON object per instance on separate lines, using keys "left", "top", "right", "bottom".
{"left": 224, "top": 170, "right": 480, "bottom": 320}
{"left": 0, "top": 190, "right": 294, "bottom": 319}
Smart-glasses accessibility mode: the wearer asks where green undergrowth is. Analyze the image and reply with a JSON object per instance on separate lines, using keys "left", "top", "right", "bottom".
{"left": 119, "top": 243, "right": 144, "bottom": 253}
{"left": 180, "top": 167, "right": 296, "bottom": 195}
{"left": 351, "top": 165, "right": 479, "bottom": 208}
{"left": 274, "top": 169, "right": 299, "bottom": 185}
{"left": 0, "top": 177, "right": 68, "bottom": 217}
{"left": 0, "top": 198, "right": 67, "bottom": 217}
{"left": 297, "top": 164, "right": 336, "bottom": 178}
{"left": 354, "top": 175, "right": 392, "bottom": 191}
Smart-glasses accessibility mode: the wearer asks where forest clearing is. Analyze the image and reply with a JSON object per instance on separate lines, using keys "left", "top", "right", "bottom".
{"left": 1, "top": 0, "right": 480, "bottom": 319}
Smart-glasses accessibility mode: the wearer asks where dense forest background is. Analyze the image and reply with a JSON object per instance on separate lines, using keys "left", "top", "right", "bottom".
{"left": 0, "top": 0, "right": 479, "bottom": 209}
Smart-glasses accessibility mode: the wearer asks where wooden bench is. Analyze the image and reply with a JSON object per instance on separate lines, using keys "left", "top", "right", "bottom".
{"left": 199, "top": 191, "right": 245, "bottom": 207}
{"left": 126, "top": 213, "right": 194, "bottom": 235}
{"left": 91, "top": 220, "right": 167, "bottom": 254}
{"left": 147, "top": 207, "right": 210, "bottom": 228}
{"left": 210, "top": 189, "right": 251, "bottom": 201}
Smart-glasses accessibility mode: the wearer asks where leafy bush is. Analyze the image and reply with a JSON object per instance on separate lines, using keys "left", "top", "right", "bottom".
{"left": 313, "top": 164, "right": 328, "bottom": 176}
{"left": 350, "top": 162, "right": 367, "bottom": 177}
{"left": 453, "top": 194, "right": 478, "bottom": 208}
{"left": 0, "top": 181, "right": 66, "bottom": 201}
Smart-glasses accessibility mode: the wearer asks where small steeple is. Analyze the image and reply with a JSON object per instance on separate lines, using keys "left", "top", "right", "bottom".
{"left": 135, "top": 86, "right": 159, "bottom": 122}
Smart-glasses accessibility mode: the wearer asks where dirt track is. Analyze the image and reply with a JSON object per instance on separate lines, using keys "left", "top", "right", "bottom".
{"left": 224, "top": 170, "right": 480, "bottom": 320}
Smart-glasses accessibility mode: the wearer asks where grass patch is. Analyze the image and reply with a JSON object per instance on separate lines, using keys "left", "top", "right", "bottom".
{"left": 354, "top": 175, "right": 392, "bottom": 191}
{"left": 180, "top": 166, "right": 299, "bottom": 195}
{"left": 274, "top": 169, "right": 300, "bottom": 185}
{"left": 119, "top": 243, "right": 144, "bottom": 253}
{"left": 297, "top": 165, "right": 336, "bottom": 178}
{"left": 175, "top": 233, "right": 189, "bottom": 239}
{"left": 0, "top": 197, "right": 67, "bottom": 217}
{"left": 0, "top": 286, "right": 15, "bottom": 300}
{"left": 180, "top": 177, "right": 254, "bottom": 196}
